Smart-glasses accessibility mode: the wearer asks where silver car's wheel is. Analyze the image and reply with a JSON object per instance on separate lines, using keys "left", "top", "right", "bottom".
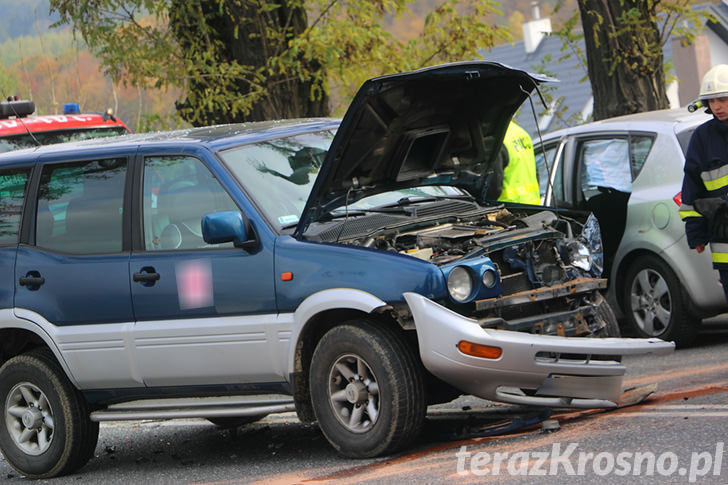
{"left": 629, "top": 267, "right": 671, "bottom": 336}
{"left": 6, "top": 382, "right": 55, "bottom": 455}
{"left": 623, "top": 254, "right": 698, "bottom": 347}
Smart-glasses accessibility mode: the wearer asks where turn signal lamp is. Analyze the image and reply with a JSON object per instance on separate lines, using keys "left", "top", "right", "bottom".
{"left": 457, "top": 341, "right": 502, "bottom": 359}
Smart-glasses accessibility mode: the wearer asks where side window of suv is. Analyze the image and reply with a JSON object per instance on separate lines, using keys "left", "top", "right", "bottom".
{"left": 36, "top": 158, "right": 126, "bottom": 254}
{"left": 0, "top": 168, "right": 30, "bottom": 245}
{"left": 143, "top": 155, "right": 239, "bottom": 251}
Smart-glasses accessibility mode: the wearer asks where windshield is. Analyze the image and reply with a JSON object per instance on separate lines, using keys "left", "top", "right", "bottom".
{"left": 219, "top": 131, "right": 470, "bottom": 231}
{"left": 0, "top": 126, "right": 129, "bottom": 153}
{"left": 220, "top": 131, "right": 334, "bottom": 230}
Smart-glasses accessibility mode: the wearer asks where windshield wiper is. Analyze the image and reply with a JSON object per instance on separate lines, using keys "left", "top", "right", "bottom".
{"left": 380, "top": 193, "right": 475, "bottom": 208}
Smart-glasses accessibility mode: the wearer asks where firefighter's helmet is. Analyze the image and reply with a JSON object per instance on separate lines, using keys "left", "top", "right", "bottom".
{"left": 699, "top": 64, "right": 728, "bottom": 100}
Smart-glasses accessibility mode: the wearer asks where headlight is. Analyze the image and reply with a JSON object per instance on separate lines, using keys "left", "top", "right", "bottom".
{"left": 565, "top": 240, "right": 592, "bottom": 271}
{"left": 447, "top": 266, "right": 473, "bottom": 302}
{"left": 481, "top": 268, "right": 497, "bottom": 288}
{"left": 581, "top": 212, "right": 603, "bottom": 276}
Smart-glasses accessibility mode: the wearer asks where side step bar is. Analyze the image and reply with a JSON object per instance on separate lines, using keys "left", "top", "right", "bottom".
{"left": 89, "top": 394, "right": 296, "bottom": 422}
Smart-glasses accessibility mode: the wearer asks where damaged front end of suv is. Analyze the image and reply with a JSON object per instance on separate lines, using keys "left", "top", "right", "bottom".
{"left": 287, "top": 62, "right": 673, "bottom": 409}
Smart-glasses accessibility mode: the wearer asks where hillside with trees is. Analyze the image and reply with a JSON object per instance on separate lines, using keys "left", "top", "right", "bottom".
{"left": 0, "top": 0, "right": 638, "bottom": 131}
{"left": 0, "top": 0, "right": 182, "bottom": 131}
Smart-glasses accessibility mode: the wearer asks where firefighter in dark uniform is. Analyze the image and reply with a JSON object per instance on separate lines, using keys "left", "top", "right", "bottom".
{"left": 680, "top": 64, "right": 728, "bottom": 301}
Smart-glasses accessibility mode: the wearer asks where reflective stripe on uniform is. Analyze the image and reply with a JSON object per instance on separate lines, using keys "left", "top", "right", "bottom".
{"left": 701, "top": 165, "right": 728, "bottom": 191}
{"left": 679, "top": 203, "right": 703, "bottom": 220}
{"left": 711, "top": 242, "right": 728, "bottom": 263}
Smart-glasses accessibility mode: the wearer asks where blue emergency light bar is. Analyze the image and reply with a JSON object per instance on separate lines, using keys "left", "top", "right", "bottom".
{"left": 64, "top": 103, "right": 81, "bottom": 114}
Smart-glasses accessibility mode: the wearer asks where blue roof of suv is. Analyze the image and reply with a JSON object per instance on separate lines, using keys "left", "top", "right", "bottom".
{"left": 0, "top": 118, "right": 341, "bottom": 162}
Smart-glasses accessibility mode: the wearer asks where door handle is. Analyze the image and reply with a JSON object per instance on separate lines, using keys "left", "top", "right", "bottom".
{"left": 19, "top": 276, "right": 45, "bottom": 287}
{"left": 19, "top": 271, "right": 45, "bottom": 290}
{"left": 133, "top": 267, "right": 160, "bottom": 286}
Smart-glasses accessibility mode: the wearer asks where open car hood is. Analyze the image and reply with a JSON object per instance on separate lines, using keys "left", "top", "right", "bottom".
{"left": 296, "top": 61, "right": 553, "bottom": 235}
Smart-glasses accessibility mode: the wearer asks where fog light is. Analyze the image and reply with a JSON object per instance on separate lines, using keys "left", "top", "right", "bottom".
{"left": 457, "top": 341, "right": 503, "bottom": 359}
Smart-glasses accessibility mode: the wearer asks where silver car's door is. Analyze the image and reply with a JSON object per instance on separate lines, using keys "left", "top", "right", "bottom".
{"left": 534, "top": 138, "right": 567, "bottom": 206}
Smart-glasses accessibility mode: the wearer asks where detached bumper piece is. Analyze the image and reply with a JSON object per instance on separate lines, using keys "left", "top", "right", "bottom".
{"left": 404, "top": 292, "right": 675, "bottom": 408}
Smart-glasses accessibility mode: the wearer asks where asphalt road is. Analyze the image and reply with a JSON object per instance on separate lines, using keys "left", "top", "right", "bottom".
{"left": 2, "top": 318, "right": 728, "bottom": 484}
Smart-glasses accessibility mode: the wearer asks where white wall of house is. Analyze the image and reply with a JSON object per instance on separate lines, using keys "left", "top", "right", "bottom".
{"left": 707, "top": 29, "right": 728, "bottom": 66}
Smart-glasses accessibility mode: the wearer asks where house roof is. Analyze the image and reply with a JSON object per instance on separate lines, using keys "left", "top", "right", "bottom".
{"left": 481, "top": 1, "right": 728, "bottom": 137}
{"left": 482, "top": 33, "right": 598, "bottom": 137}
{"left": 702, "top": 1, "right": 728, "bottom": 44}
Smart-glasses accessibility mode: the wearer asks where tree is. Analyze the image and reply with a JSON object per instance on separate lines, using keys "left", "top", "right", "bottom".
{"left": 50, "top": 0, "right": 511, "bottom": 127}
{"left": 554, "top": 0, "right": 707, "bottom": 121}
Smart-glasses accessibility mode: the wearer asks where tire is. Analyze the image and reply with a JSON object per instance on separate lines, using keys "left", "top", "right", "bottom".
{"left": 591, "top": 293, "right": 622, "bottom": 362}
{"left": 310, "top": 319, "right": 425, "bottom": 458}
{"left": 593, "top": 292, "right": 621, "bottom": 338}
{"left": 622, "top": 254, "right": 699, "bottom": 347}
{"left": 206, "top": 415, "right": 267, "bottom": 428}
{"left": 0, "top": 348, "right": 99, "bottom": 479}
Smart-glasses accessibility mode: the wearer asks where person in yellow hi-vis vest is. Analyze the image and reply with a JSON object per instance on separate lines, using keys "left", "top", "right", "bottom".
{"left": 491, "top": 121, "right": 540, "bottom": 205}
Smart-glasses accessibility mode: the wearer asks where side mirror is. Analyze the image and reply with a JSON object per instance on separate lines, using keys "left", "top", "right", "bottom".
{"left": 202, "top": 211, "right": 257, "bottom": 250}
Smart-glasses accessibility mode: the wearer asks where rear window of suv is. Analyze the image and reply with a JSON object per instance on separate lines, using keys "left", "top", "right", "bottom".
{"left": 35, "top": 158, "right": 127, "bottom": 254}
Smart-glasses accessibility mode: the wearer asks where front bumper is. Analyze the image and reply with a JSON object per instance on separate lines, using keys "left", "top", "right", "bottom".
{"left": 403, "top": 292, "right": 675, "bottom": 408}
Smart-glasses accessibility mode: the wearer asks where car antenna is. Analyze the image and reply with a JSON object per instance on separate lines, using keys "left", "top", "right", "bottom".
{"left": 1, "top": 95, "right": 42, "bottom": 147}
{"left": 520, "top": 84, "right": 558, "bottom": 212}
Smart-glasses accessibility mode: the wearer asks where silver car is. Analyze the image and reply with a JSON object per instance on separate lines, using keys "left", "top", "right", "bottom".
{"left": 534, "top": 107, "right": 728, "bottom": 346}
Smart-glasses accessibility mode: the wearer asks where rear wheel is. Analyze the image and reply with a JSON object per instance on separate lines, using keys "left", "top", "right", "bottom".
{"left": 0, "top": 349, "right": 98, "bottom": 478}
{"left": 310, "top": 319, "right": 425, "bottom": 458}
{"left": 622, "top": 254, "right": 699, "bottom": 347}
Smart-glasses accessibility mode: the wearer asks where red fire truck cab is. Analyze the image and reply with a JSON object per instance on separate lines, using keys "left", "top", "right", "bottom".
{"left": 0, "top": 98, "right": 131, "bottom": 153}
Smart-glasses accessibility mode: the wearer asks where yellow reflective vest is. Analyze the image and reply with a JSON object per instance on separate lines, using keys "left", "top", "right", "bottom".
{"left": 498, "top": 122, "right": 540, "bottom": 205}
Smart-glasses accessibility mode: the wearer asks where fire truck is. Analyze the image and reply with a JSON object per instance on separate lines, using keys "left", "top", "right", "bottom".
{"left": 0, "top": 97, "right": 131, "bottom": 153}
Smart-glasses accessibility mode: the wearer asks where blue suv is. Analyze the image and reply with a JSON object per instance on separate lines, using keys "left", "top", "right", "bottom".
{"left": 0, "top": 62, "right": 673, "bottom": 478}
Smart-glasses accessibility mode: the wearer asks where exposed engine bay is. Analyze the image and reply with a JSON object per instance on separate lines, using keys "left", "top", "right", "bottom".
{"left": 304, "top": 197, "right": 610, "bottom": 337}
{"left": 306, "top": 198, "right": 602, "bottom": 283}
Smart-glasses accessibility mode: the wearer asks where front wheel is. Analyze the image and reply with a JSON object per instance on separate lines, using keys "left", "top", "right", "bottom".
{"left": 622, "top": 254, "right": 699, "bottom": 347}
{"left": 0, "top": 349, "right": 99, "bottom": 479}
{"left": 310, "top": 319, "right": 425, "bottom": 458}
{"left": 593, "top": 292, "right": 621, "bottom": 338}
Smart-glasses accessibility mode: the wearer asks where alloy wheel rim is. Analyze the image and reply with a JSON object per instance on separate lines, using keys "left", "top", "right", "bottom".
{"left": 326, "top": 353, "right": 380, "bottom": 433}
{"left": 630, "top": 268, "right": 671, "bottom": 336}
{"left": 5, "top": 382, "right": 55, "bottom": 455}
